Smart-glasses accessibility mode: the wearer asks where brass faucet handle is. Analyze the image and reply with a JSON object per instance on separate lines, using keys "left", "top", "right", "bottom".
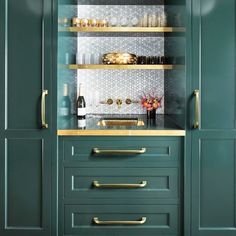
{"left": 125, "top": 98, "right": 139, "bottom": 105}
{"left": 107, "top": 98, "right": 113, "bottom": 105}
{"left": 100, "top": 98, "right": 113, "bottom": 105}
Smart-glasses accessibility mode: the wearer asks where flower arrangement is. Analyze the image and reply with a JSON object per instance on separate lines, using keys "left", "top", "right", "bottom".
{"left": 140, "top": 93, "right": 163, "bottom": 111}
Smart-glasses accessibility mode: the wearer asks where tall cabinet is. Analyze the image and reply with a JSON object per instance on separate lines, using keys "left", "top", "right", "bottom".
{"left": 0, "top": 0, "right": 54, "bottom": 236}
{"left": 190, "top": 0, "right": 236, "bottom": 235}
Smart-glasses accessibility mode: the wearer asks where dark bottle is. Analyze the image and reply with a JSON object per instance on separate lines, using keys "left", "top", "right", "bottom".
{"left": 59, "top": 83, "right": 71, "bottom": 117}
{"left": 77, "top": 83, "right": 86, "bottom": 127}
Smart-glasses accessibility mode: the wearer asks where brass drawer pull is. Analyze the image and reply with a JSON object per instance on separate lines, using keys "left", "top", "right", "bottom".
{"left": 93, "top": 148, "right": 146, "bottom": 154}
{"left": 93, "top": 181, "right": 147, "bottom": 188}
{"left": 41, "top": 90, "right": 48, "bottom": 129}
{"left": 193, "top": 89, "right": 199, "bottom": 129}
{"left": 93, "top": 217, "right": 147, "bottom": 225}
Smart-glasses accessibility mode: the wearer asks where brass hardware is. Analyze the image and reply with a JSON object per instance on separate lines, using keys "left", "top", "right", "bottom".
{"left": 41, "top": 90, "right": 48, "bottom": 129}
{"left": 116, "top": 99, "right": 122, "bottom": 108}
{"left": 100, "top": 98, "right": 113, "bottom": 105}
{"left": 97, "top": 119, "right": 145, "bottom": 127}
{"left": 93, "top": 181, "right": 147, "bottom": 188}
{"left": 93, "top": 217, "right": 147, "bottom": 225}
{"left": 93, "top": 147, "right": 146, "bottom": 154}
{"left": 193, "top": 89, "right": 200, "bottom": 129}
{"left": 125, "top": 98, "right": 139, "bottom": 105}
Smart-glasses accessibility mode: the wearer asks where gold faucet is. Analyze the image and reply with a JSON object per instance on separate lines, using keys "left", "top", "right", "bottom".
{"left": 116, "top": 99, "right": 122, "bottom": 108}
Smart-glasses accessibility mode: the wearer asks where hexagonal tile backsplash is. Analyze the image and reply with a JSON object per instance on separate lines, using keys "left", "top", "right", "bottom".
{"left": 59, "top": 4, "right": 166, "bottom": 114}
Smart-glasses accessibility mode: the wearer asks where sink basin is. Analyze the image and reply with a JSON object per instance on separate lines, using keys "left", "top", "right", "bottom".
{"left": 97, "top": 118, "right": 145, "bottom": 127}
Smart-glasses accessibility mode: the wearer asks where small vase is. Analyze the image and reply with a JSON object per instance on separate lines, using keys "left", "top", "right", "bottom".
{"left": 147, "top": 109, "right": 156, "bottom": 120}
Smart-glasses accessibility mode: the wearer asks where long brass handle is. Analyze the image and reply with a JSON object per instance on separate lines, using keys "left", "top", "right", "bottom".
{"left": 93, "top": 217, "right": 147, "bottom": 225}
{"left": 193, "top": 89, "right": 199, "bottom": 129}
{"left": 93, "top": 148, "right": 146, "bottom": 154}
{"left": 41, "top": 90, "right": 48, "bottom": 129}
{"left": 93, "top": 181, "right": 147, "bottom": 188}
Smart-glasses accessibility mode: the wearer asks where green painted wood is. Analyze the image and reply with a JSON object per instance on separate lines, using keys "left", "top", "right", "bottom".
{"left": 64, "top": 204, "right": 179, "bottom": 236}
{"left": 190, "top": 0, "right": 236, "bottom": 235}
{"left": 64, "top": 167, "right": 179, "bottom": 200}
{"left": 0, "top": 0, "right": 53, "bottom": 235}
{"left": 63, "top": 137, "right": 181, "bottom": 168}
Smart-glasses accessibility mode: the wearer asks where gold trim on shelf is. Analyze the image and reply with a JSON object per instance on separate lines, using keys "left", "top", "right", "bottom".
{"left": 93, "top": 217, "right": 147, "bottom": 225}
{"left": 68, "top": 64, "right": 184, "bottom": 70}
{"left": 57, "top": 130, "right": 186, "bottom": 136}
{"left": 59, "top": 27, "right": 185, "bottom": 33}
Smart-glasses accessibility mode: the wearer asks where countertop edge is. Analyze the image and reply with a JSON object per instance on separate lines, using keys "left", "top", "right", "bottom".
{"left": 57, "top": 130, "right": 186, "bottom": 136}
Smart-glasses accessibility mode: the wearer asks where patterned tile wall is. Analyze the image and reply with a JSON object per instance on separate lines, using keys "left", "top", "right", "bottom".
{"left": 58, "top": 4, "right": 186, "bottom": 115}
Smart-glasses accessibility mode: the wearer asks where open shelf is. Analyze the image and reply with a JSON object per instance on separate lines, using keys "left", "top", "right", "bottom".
{"left": 59, "top": 27, "right": 186, "bottom": 33}
{"left": 67, "top": 64, "right": 184, "bottom": 70}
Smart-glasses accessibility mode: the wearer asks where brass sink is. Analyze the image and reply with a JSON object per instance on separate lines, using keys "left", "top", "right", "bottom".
{"left": 97, "top": 118, "right": 145, "bottom": 127}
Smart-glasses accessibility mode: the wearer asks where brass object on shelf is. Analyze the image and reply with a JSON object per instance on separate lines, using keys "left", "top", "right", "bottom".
{"left": 97, "top": 119, "right": 145, "bottom": 127}
{"left": 93, "top": 181, "right": 147, "bottom": 188}
{"left": 93, "top": 147, "right": 146, "bottom": 154}
{"left": 93, "top": 217, "right": 147, "bottom": 225}
{"left": 102, "top": 52, "right": 137, "bottom": 65}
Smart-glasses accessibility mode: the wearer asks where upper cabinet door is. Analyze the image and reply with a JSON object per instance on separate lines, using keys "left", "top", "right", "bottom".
{"left": 0, "top": 0, "right": 53, "bottom": 236}
{"left": 190, "top": 1, "right": 236, "bottom": 236}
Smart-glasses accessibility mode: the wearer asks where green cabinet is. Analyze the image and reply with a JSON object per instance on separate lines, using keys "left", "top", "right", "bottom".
{"left": 190, "top": 0, "right": 236, "bottom": 235}
{"left": 59, "top": 136, "right": 183, "bottom": 236}
{"left": 0, "top": 0, "right": 54, "bottom": 236}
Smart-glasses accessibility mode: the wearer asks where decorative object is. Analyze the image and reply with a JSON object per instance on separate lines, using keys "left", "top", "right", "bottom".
{"left": 102, "top": 52, "right": 137, "bottom": 65}
{"left": 140, "top": 93, "right": 163, "bottom": 120}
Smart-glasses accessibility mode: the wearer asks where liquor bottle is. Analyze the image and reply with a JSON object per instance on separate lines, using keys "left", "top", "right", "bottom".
{"left": 77, "top": 83, "right": 86, "bottom": 127}
{"left": 59, "top": 83, "right": 71, "bottom": 117}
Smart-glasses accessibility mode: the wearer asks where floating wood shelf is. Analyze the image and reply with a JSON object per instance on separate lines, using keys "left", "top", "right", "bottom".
{"left": 67, "top": 64, "right": 184, "bottom": 70}
{"left": 59, "top": 27, "right": 186, "bottom": 33}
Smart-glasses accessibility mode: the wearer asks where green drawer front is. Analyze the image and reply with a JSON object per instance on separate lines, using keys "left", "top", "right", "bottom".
{"left": 64, "top": 204, "right": 179, "bottom": 236}
{"left": 63, "top": 137, "right": 181, "bottom": 167}
{"left": 64, "top": 167, "right": 179, "bottom": 200}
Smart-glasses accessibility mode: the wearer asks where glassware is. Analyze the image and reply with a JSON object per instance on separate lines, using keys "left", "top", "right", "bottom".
{"left": 120, "top": 17, "right": 128, "bottom": 27}
{"left": 142, "top": 14, "right": 148, "bottom": 27}
{"left": 110, "top": 17, "right": 118, "bottom": 27}
{"left": 130, "top": 17, "right": 139, "bottom": 27}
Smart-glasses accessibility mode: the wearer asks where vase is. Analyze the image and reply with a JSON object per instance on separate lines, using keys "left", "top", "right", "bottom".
{"left": 147, "top": 109, "right": 156, "bottom": 120}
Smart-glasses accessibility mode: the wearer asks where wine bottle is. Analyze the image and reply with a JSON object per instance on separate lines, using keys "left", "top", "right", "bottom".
{"left": 77, "top": 83, "right": 86, "bottom": 127}
{"left": 59, "top": 83, "right": 71, "bottom": 117}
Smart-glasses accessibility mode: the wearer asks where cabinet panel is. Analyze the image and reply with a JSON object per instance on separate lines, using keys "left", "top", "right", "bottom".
{"left": 64, "top": 204, "right": 179, "bottom": 236}
{"left": 192, "top": 0, "right": 236, "bottom": 130}
{"left": 0, "top": 0, "right": 53, "bottom": 235}
{"left": 64, "top": 167, "right": 179, "bottom": 200}
{"left": 6, "top": 139, "right": 43, "bottom": 228}
{"left": 191, "top": 133, "right": 236, "bottom": 236}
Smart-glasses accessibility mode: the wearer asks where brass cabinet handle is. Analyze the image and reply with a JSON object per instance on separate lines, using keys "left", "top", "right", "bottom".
{"left": 93, "top": 148, "right": 146, "bottom": 154}
{"left": 93, "top": 181, "right": 147, "bottom": 188}
{"left": 93, "top": 217, "right": 147, "bottom": 225}
{"left": 193, "top": 89, "right": 199, "bottom": 129}
{"left": 41, "top": 90, "right": 48, "bottom": 129}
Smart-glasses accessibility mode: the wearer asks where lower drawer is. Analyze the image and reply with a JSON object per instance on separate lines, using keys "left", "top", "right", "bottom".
{"left": 64, "top": 204, "right": 179, "bottom": 236}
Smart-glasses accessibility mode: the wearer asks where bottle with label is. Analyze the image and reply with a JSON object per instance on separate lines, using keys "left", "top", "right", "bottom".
{"left": 59, "top": 83, "right": 71, "bottom": 117}
{"left": 77, "top": 83, "right": 86, "bottom": 128}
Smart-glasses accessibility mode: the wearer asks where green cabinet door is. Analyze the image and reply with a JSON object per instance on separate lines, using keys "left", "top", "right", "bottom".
{"left": 190, "top": 0, "right": 236, "bottom": 235}
{"left": 0, "top": 0, "right": 53, "bottom": 236}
